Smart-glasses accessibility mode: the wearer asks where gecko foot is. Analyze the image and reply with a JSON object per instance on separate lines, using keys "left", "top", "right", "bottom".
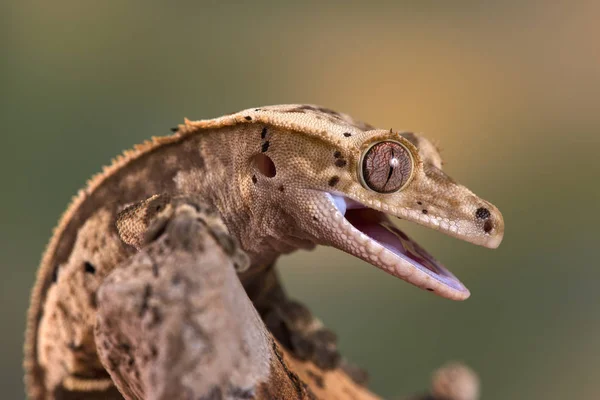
{"left": 263, "top": 300, "right": 341, "bottom": 370}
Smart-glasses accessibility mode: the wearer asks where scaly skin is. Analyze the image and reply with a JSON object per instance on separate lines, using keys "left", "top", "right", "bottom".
{"left": 25, "top": 104, "right": 504, "bottom": 399}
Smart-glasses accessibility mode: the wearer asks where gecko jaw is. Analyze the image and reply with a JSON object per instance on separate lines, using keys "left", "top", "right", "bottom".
{"left": 324, "top": 193, "right": 470, "bottom": 300}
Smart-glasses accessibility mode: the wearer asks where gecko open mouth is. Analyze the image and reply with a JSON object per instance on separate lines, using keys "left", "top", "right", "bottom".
{"left": 327, "top": 194, "right": 470, "bottom": 300}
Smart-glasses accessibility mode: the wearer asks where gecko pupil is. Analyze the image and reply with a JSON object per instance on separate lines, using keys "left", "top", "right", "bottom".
{"left": 361, "top": 141, "right": 413, "bottom": 193}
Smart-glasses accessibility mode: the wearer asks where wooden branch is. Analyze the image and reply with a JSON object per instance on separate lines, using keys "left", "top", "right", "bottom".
{"left": 95, "top": 198, "right": 479, "bottom": 400}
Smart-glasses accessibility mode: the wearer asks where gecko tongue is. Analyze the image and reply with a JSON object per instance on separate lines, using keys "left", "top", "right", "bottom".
{"left": 345, "top": 207, "right": 462, "bottom": 288}
{"left": 327, "top": 193, "right": 466, "bottom": 294}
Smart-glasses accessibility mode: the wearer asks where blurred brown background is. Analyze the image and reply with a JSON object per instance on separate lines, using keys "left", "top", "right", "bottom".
{"left": 2, "top": 1, "right": 599, "bottom": 399}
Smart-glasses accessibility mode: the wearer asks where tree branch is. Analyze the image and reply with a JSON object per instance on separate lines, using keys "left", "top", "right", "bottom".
{"left": 95, "top": 198, "right": 478, "bottom": 400}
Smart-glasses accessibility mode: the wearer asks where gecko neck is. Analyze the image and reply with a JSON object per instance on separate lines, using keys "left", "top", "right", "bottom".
{"left": 175, "top": 126, "right": 315, "bottom": 268}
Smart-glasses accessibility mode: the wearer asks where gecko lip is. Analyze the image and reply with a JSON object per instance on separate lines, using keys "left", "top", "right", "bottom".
{"left": 326, "top": 194, "right": 470, "bottom": 300}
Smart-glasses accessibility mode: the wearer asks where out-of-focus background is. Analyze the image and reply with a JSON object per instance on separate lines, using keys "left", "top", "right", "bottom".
{"left": 2, "top": 1, "right": 599, "bottom": 399}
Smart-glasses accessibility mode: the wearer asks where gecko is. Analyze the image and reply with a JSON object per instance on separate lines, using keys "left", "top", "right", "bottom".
{"left": 24, "top": 104, "right": 504, "bottom": 399}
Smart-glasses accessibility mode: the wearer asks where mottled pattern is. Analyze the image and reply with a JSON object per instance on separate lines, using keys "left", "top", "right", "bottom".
{"left": 37, "top": 209, "right": 124, "bottom": 395}
{"left": 27, "top": 135, "right": 208, "bottom": 398}
{"left": 26, "top": 104, "right": 503, "bottom": 399}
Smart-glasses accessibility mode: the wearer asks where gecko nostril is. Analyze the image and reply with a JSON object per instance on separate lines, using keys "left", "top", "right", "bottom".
{"left": 483, "top": 220, "right": 493, "bottom": 233}
{"left": 475, "top": 207, "right": 491, "bottom": 220}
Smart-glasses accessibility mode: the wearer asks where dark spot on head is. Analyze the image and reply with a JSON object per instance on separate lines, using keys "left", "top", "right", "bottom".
{"left": 422, "top": 209, "right": 428, "bottom": 214}
{"left": 417, "top": 201, "right": 422, "bottom": 205}
{"left": 278, "top": 185, "right": 284, "bottom": 192}
{"left": 328, "top": 176, "right": 340, "bottom": 187}
{"left": 170, "top": 127, "right": 178, "bottom": 133}
{"left": 254, "top": 108, "right": 261, "bottom": 111}
{"left": 335, "top": 159, "right": 347, "bottom": 167}
{"left": 427, "top": 288, "right": 434, "bottom": 292}
{"left": 252, "top": 175, "right": 257, "bottom": 184}
{"left": 253, "top": 153, "right": 276, "bottom": 177}
{"left": 84, "top": 262, "right": 96, "bottom": 274}
{"left": 333, "top": 150, "right": 342, "bottom": 158}
{"left": 261, "top": 127, "right": 267, "bottom": 139}
{"left": 313, "top": 216, "right": 318, "bottom": 221}
{"left": 476, "top": 207, "right": 491, "bottom": 220}
{"left": 244, "top": 116, "right": 252, "bottom": 121}
{"left": 155, "top": 204, "right": 162, "bottom": 212}
{"left": 261, "top": 141, "right": 270, "bottom": 152}
{"left": 343, "top": 132, "right": 352, "bottom": 137}
{"left": 484, "top": 220, "right": 493, "bottom": 233}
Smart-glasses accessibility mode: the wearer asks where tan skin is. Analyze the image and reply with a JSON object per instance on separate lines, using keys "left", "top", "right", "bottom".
{"left": 25, "top": 104, "right": 503, "bottom": 399}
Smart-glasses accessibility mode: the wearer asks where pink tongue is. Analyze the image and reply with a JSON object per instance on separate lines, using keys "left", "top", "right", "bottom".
{"left": 343, "top": 206, "right": 463, "bottom": 289}
{"left": 376, "top": 221, "right": 445, "bottom": 275}
{"left": 349, "top": 212, "right": 451, "bottom": 278}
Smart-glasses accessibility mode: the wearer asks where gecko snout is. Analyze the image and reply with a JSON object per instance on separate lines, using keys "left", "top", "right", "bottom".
{"left": 475, "top": 204, "right": 504, "bottom": 249}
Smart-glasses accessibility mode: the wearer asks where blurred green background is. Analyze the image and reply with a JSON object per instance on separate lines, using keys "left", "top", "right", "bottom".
{"left": 2, "top": 1, "right": 599, "bottom": 399}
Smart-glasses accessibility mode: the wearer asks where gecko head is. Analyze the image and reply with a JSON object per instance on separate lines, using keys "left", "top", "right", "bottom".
{"left": 310, "top": 131, "right": 504, "bottom": 300}
{"left": 243, "top": 108, "right": 503, "bottom": 300}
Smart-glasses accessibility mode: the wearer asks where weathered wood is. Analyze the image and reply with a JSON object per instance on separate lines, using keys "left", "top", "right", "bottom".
{"left": 95, "top": 199, "right": 478, "bottom": 400}
{"left": 95, "top": 201, "right": 379, "bottom": 399}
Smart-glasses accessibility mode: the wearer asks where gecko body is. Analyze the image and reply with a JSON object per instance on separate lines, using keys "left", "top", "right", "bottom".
{"left": 25, "top": 105, "right": 504, "bottom": 399}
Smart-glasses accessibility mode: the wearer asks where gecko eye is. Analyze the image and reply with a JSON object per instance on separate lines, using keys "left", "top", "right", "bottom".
{"left": 360, "top": 141, "right": 414, "bottom": 193}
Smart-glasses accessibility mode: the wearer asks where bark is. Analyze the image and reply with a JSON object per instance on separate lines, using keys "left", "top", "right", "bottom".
{"left": 95, "top": 200, "right": 478, "bottom": 400}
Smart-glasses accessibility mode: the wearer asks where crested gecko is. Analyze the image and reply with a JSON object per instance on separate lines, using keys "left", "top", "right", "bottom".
{"left": 24, "top": 104, "right": 504, "bottom": 399}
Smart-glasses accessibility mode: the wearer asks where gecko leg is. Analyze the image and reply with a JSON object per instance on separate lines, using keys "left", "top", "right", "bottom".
{"left": 241, "top": 264, "right": 367, "bottom": 384}
{"left": 241, "top": 265, "right": 339, "bottom": 370}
